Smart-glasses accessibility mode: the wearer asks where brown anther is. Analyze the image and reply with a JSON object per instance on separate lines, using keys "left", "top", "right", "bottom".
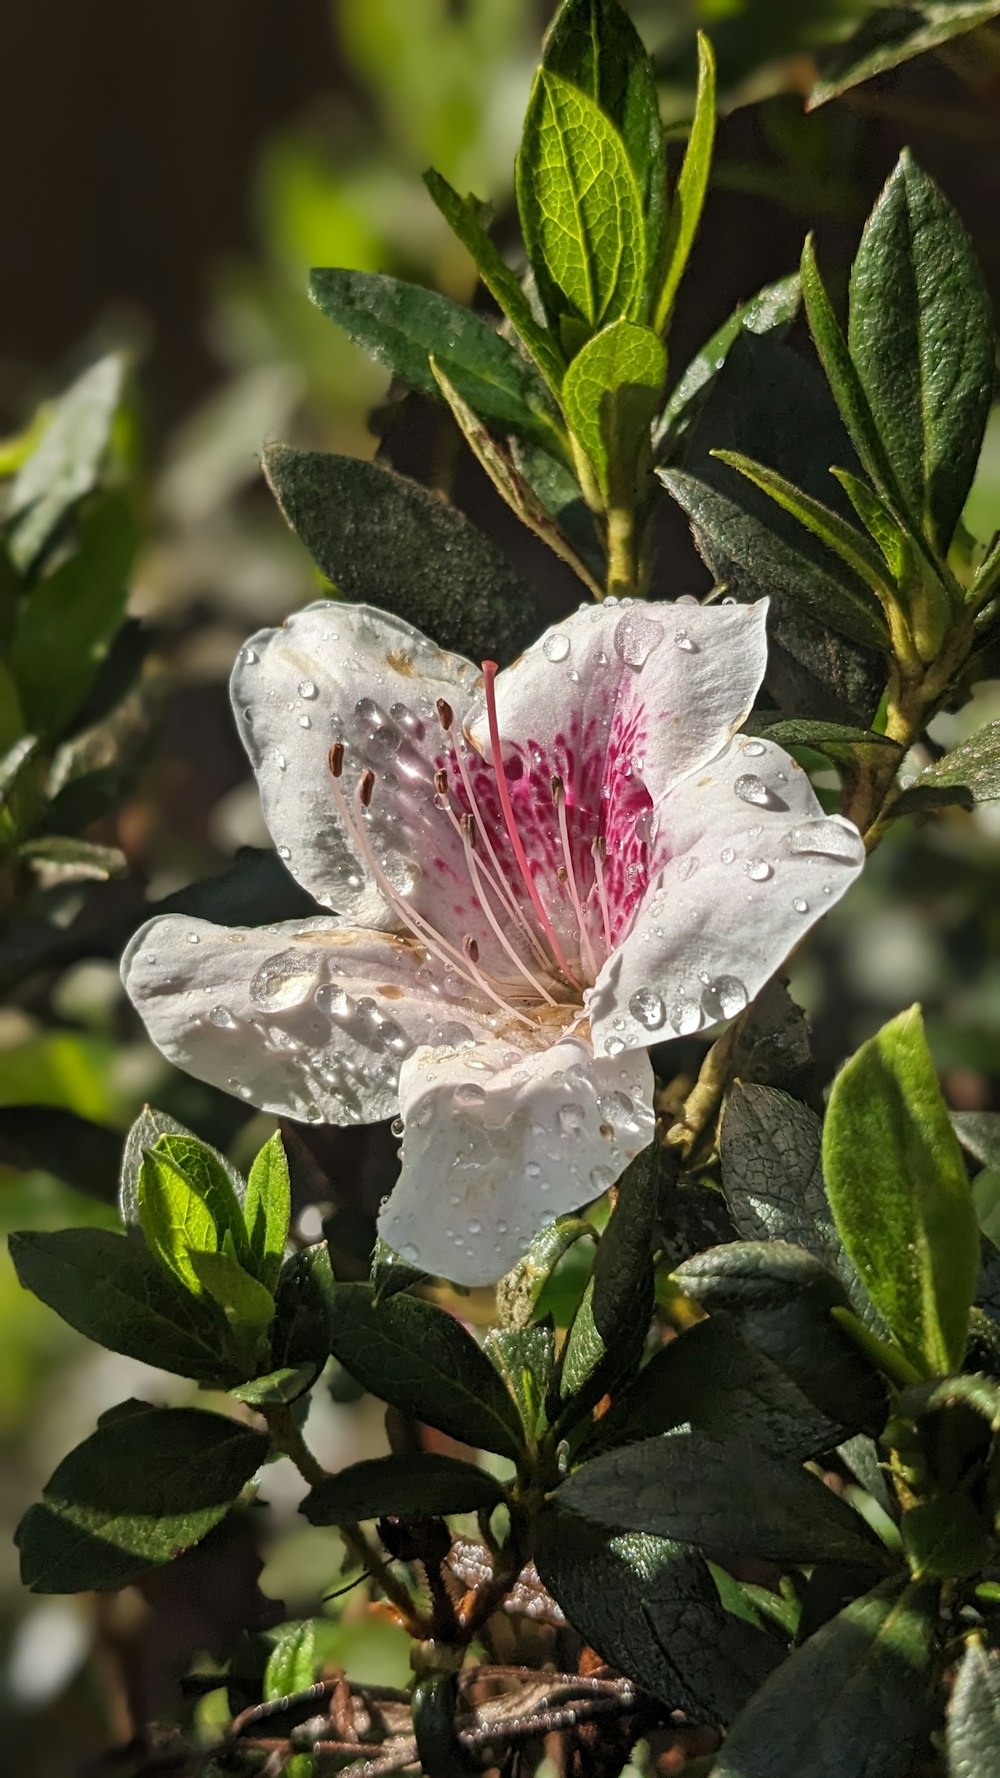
{"left": 557, "top": 866, "right": 568, "bottom": 883}
{"left": 593, "top": 834, "right": 607, "bottom": 858}
{"left": 358, "top": 769, "right": 375, "bottom": 808}
{"left": 461, "top": 813, "right": 477, "bottom": 847}
{"left": 464, "top": 935, "right": 480, "bottom": 963}
{"left": 551, "top": 773, "right": 564, "bottom": 801}
{"left": 436, "top": 697, "right": 454, "bottom": 731}
{"left": 328, "top": 741, "right": 344, "bottom": 778}
{"left": 434, "top": 767, "right": 449, "bottom": 795}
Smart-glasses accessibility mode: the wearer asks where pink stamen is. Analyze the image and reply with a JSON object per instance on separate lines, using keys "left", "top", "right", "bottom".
{"left": 591, "top": 836, "right": 613, "bottom": 956}
{"left": 552, "top": 777, "right": 599, "bottom": 981}
{"left": 481, "top": 662, "right": 580, "bottom": 988}
{"left": 459, "top": 815, "right": 559, "bottom": 1005}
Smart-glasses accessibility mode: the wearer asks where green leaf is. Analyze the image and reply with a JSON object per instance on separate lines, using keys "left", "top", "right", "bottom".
{"left": 516, "top": 69, "right": 645, "bottom": 337}
{"left": 947, "top": 1638, "right": 1000, "bottom": 1778}
{"left": 119, "top": 1106, "right": 244, "bottom": 1232}
{"left": 829, "top": 467, "right": 913, "bottom": 582}
{"left": 263, "top": 1621, "right": 316, "bottom": 1705}
{"left": 557, "top": 1143, "right": 660, "bottom": 1418}
{"left": 822, "top": 1006, "right": 980, "bottom": 1376}
{"left": 713, "top": 1576, "right": 936, "bottom": 1778}
{"left": 542, "top": 0, "right": 666, "bottom": 293}
{"left": 262, "top": 446, "right": 537, "bottom": 665}
{"left": 301, "top": 1453, "right": 507, "bottom": 1527}
{"left": 269, "top": 1243, "right": 335, "bottom": 1380}
{"left": 16, "top": 1405, "right": 268, "bottom": 1594}
{"left": 230, "top": 1365, "right": 317, "bottom": 1407}
{"left": 891, "top": 721, "right": 1000, "bottom": 816}
{"left": 11, "top": 491, "right": 136, "bottom": 739}
{"left": 138, "top": 1133, "right": 249, "bottom": 1296}
{"left": 810, "top": 3, "right": 1000, "bottom": 110}
{"left": 370, "top": 1232, "right": 428, "bottom": 1305}
{"left": 308, "top": 268, "right": 564, "bottom": 454}
{"left": 711, "top": 449, "right": 893, "bottom": 608}
{"left": 484, "top": 1325, "right": 555, "bottom": 1444}
{"left": 561, "top": 319, "right": 666, "bottom": 503}
{"left": 327, "top": 1283, "right": 524, "bottom": 1460}
{"left": 9, "top": 1228, "right": 237, "bottom": 1384}
{"left": 654, "top": 272, "right": 801, "bottom": 458}
{"left": 652, "top": 33, "right": 716, "bottom": 334}
{"left": 753, "top": 718, "right": 900, "bottom": 764}
{"left": 17, "top": 836, "right": 127, "bottom": 881}
{"left": 7, "top": 352, "right": 127, "bottom": 571}
{"left": 535, "top": 1507, "right": 781, "bottom": 1723}
{"left": 953, "top": 1112, "right": 1000, "bottom": 1171}
{"left": 189, "top": 1243, "right": 275, "bottom": 1343}
{"left": 243, "top": 1132, "right": 291, "bottom": 1291}
{"left": 422, "top": 169, "right": 565, "bottom": 392}
{"left": 674, "top": 1242, "right": 886, "bottom": 1434}
{"left": 494, "top": 1215, "right": 596, "bottom": 1330}
{"left": 556, "top": 1429, "right": 887, "bottom": 1568}
{"left": 848, "top": 152, "right": 994, "bottom": 554}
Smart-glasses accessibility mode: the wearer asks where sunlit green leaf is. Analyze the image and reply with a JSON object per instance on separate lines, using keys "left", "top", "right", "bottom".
{"left": 561, "top": 319, "right": 665, "bottom": 503}
{"left": 7, "top": 353, "right": 127, "bottom": 571}
{"left": 653, "top": 33, "right": 716, "bottom": 333}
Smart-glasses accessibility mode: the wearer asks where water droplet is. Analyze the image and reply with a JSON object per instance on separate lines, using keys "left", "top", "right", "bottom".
{"left": 274, "top": 748, "right": 287, "bottom": 772}
{"left": 603, "top": 1036, "right": 625, "bottom": 1057}
{"left": 468, "top": 1218, "right": 483, "bottom": 1236}
{"left": 786, "top": 820, "right": 865, "bottom": 866}
{"left": 558, "top": 1101, "right": 586, "bottom": 1134}
{"left": 743, "top": 741, "right": 765, "bottom": 758}
{"left": 317, "top": 984, "right": 350, "bottom": 1018}
{"left": 298, "top": 714, "right": 311, "bottom": 729}
{"left": 390, "top": 1115, "right": 404, "bottom": 1137}
{"left": 277, "top": 845, "right": 291, "bottom": 861}
{"left": 733, "top": 773, "right": 771, "bottom": 807}
{"left": 355, "top": 696, "right": 378, "bottom": 721}
{"left": 400, "top": 1241, "right": 419, "bottom": 1262}
{"left": 187, "top": 932, "right": 201, "bottom": 945}
{"left": 242, "top": 707, "right": 253, "bottom": 724}
{"left": 298, "top": 679, "right": 318, "bottom": 699}
{"left": 677, "top": 854, "right": 699, "bottom": 881}
{"left": 525, "top": 1161, "right": 542, "bottom": 1179}
{"left": 383, "top": 855, "right": 422, "bottom": 896}
{"left": 542, "top": 631, "right": 571, "bottom": 662}
{"left": 720, "top": 847, "right": 735, "bottom": 865}
{"left": 793, "top": 896, "right": 809, "bottom": 914}
{"left": 590, "top": 1164, "right": 615, "bottom": 1192}
{"left": 242, "top": 647, "right": 258, "bottom": 665}
{"left": 370, "top": 725, "right": 402, "bottom": 761}
{"left": 629, "top": 987, "right": 665, "bottom": 1029}
{"left": 598, "top": 1090, "right": 634, "bottom": 1124}
{"left": 744, "top": 857, "right": 773, "bottom": 882}
{"left": 613, "top": 611, "right": 665, "bottom": 669}
{"left": 251, "top": 949, "right": 322, "bottom": 1012}
{"left": 667, "top": 993, "right": 701, "bottom": 1036}
{"left": 674, "top": 629, "right": 698, "bottom": 653}
{"left": 454, "top": 1081, "right": 486, "bottom": 1109}
{"left": 701, "top": 975, "right": 748, "bottom": 1021}
{"left": 434, "top": 1021, "right": 475, "bottom": 1049}
{"left": 209, "top": 1005, "right": 237, "bottom": 1029}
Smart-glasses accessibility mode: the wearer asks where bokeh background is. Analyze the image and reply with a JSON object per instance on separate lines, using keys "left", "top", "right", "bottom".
{"left": 1, "top": 3, "right": 998, "bottom": 1772}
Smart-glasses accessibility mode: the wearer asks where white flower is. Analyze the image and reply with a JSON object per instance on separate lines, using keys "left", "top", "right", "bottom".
{"left": 122, "top": 597, "right": 865, "bottom": 1286}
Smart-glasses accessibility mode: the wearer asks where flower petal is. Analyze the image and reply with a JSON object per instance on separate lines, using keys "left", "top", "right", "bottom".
{"left": 122, "top": 914, "right": 498, "bottom": 1124}
{"left": 588, "top": 733, "right": 865, "bottom": 1052}
{"left": 381, "top": 1035, "right": 656, "bottom": 1285}
{"left": 231, "top": 601, "right": 483, "bottom": 930}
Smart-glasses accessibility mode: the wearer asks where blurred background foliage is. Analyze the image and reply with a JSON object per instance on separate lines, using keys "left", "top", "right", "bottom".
{"left": 0, "top": 1, "right": 998, "bottom": 1772}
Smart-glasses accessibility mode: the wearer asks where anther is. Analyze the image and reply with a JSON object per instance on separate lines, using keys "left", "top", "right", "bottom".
{"left": 436, "top": 698, "right": 454, "bottom": 732}
{"left": 434, "top": 767, "right": 449, "bottom": 796}
{"left": 328, "top": 741, "right": 344, "bottom": 778}
{"left": 358, "top": 769, "right": 375, "bottom": 808}
{"left": 464, "top": 935, "right": 480, "bottom": 964}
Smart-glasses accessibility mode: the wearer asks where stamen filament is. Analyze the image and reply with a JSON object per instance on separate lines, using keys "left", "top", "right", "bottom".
{"left": 552, "top": 777, "right": 599, "bottom": 981}
{"left": 481, "top": 662, "right": 581, "bottom": 988}
{"left": 592, "top": 836, "right": 613, "bottom": 956}
{"left": 459, "top": 816, "right": 559, "bottom": 1006}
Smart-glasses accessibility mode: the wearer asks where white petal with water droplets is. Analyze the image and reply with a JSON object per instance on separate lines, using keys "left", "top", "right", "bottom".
{"left": 588, "top": 733, "right": 864, "bottom": 1051}
{"left": 122, "top": 914, "right": 497, "bottom": 1124}
{"left": 231, "top": 601, "right": 482, "bottom": 930}
{"left": 380, "top": 1035, "right": 656, "bottom": 1286}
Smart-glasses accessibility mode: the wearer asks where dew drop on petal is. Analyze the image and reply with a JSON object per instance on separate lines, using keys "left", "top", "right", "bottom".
{"left": 209, "top": 1006, "right": 237, "bottom": 1029}
{"left": 558, "top": 1102, "right": 586, "bottom": 1134}
{"left": 613, "top": 611, "right": 665, "bottom": 668}
{"left": 542, "top": 631, "right": 571, "bottom": 662}
{"left": 298, "top": 714, "right": 311, "bottom": 729}
{"left": 454, "top": 1082, "right": 486, "bottom": 1109}
{"left": 355, "top": 696, "right": 378, "bottom": 721}
{"left": 744, "top": 857, "right": 773, "bottom": 882}
{"left": 278, "top": 845, "right": 291, "bottom": 861}
{"left": 793, "top": 896, "right": 809, "bottom": 913}
{"left": 400, "top": 1241, "right": 419, "bottom": 1262}
{"left": 628, "top": 987, "right": 666, "bottom": 1029}
{"left": 187, "top": 932, "right": 201, "bottom": 945}
{"left": 677, "top": 854, "right": 699, "bottom": 881}
{"left": 274, "top": 748, "right": 287, "bottom": 772}
{"left": 720, "top": 847, "right": 735, "bottom": 865}
{"left": 668, "top": 993, "right": 701, "bottom": 1036}
{"left": 298, "top": 679, "right": 318, "bottom": 700}
{"left": 598, "top": 1090, "right": 634, "bottom": 1125}
{"left": 743, "top": 741, "right": 765, "bottom": 758}
{"left": 603, "top": 1036, "right": 626, "bottom": 1057}
{"left": 525, "top": 1161, "right": 542, "bottom": 1179}
{"left": 786, "top": 819, "right": 865, "bottom": 866}
{"left": 434, "top": 1021, "right": 475, "bottom": 1049}
{"left": 701, "top": 975, "right": 748, "bottom": 1021}
{"left": 590, "top": 1164, "right": 615, "bottom": 1192}
{"left": 674, "top": 630, "right": 698, "bottom": 653}
{"left": 242, "top": 647, "right": 258, "bottom": 665}
{"left": 390, "top": 1115, "right": 404, "bottom": 1137}
{"left": 316, "top": 984, "right": 350, "bottom": 1018}
{"left": 251, "top": 949, "right": 323, "bottom": 1012}
{"left": 468, "top": 1218, "right": 483, "bottom": 1236}
{"left": 733, "top": 773, "right": 770, "bottom": 807}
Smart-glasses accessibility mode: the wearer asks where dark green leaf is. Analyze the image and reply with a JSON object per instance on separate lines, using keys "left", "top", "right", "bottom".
{"left": 301, "top": 1453, "right": 506, "bottom": 1526}
{"left": 811, "top": 4, "right": 1000, "bottom": 109}
{"left": 892, "top": 721, "right": 1000, "bottom": 816}
{"left": 542, "top": 0, "right": 665, "bottom": 286}
{"left": 654, "top": 274, "right": 801, "bottom": 458}
{"left": 262, "top": 446, "right": 536, "bottom": 665}
{"left": 516, "top": 69, "right": 645, "bottom": 336}
{"left": 535, "top": 1506, "right": 781, "bottom": 1722}
{"left": 370, "top": 1233, "right": 428, "bottom": 1305}
{"left": 823, "top": 1006, "right": 980, "bottom": 1376}
{"left": 243, "top": 1132, "right": 291, "bottom": 1291}
{"left": 557, "top": 1143, "right": 660, "bottom": 1417}
{"left": 713, "top": 1576, "right": 936, "bottom": 1778}
{"left": 0, "top": 1106, "right": 121, "bottom": 1202}
{"left": 724, "top": 977, "right": 812, "bottom": 1094}
{"left": 9, "top": 1228, "right": 236, "bottom": 1384}
{"left": 588, "top": 1313, "right": 847, "bottom": 1463}
{"left": 557, "top": 1429, "right": 887, "bottom": 1567}
{"left": 422, "top": 169, "right": 564, "bottom": 390}
{"left": 308, "top": 269, "right": 563, "bottom": 453}
{"left": 7, "top": 352, "right": 126, "bottom": 570}
{"left": 561, "top": 319, "right": 666, "bottom": 503}
{"left": 848, "top": 152, "right": 994, "bottom": 552}
{"left": 11, "top": 492, "right": 136, "bottom": 739}
{"left": 263, "top": 1621, "right": 316, "bottom": 1705}
{"left": 494, "top": 1214, "right": 596, "bottom": 1330}
{"left": 327, "top": 1283, "right": 524, "bottom": 1459}
{"left": 675, "top": 1243, "right": 886, "bottom": 1434}
{"left": 508, "top": 437, "right": 606, "bottom": 584}
{"left": 269, "top": 1243, "right": 335, "bottom": 1380}
{"left": 484, "top": 1325, "right": 555, "bottom": 1443}
{"left": 902, "top": 1493, "right": 993, "bottom": 1582}
{"left": 720, "top": 1084, "right": 876, "bottom": 1326}
{"left": 16, "top": 1405, "right": 268, "bottom": 1593}
{"left": 953, "top": 1112, "right": 1000, "bottom": 1171}
{"left": 653, "top": 33, "right": 716, "bottom": 333}
{"left": 754, "top": 718, "right": 900, "bottom": 762}
{"left": 947, "top": 1638, "right": 1000, "bottom": 1778}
